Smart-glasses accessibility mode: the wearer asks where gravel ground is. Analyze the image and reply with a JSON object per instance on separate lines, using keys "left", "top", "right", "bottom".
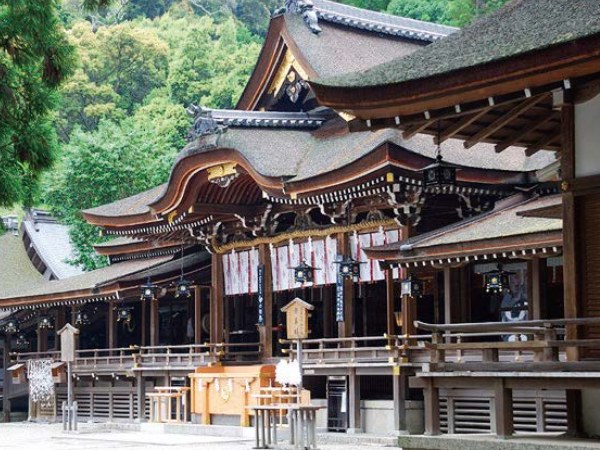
{"left": 0, "top": 422, "right": 398, "bottom": 450}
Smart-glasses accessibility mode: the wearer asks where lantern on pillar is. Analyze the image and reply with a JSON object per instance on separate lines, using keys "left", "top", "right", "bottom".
{"left": 334, "top": 257, "right": 364, "bottom": 282}
{"left": 483, "top": 266, "right": 513, "bottom": 293}
{"left": 140, "top": 277, "right": 157, "bottom": 301}
{"left": 175, "top": 277, "right": 192, "bottom": 298}
{"left": 74, "top": 310, "right": 91, "bottom": 327}
{"left": 116, "top": 305, "right": 134, "bottom": 324}
{"left": 4, "top": 320, "right": 19, "bottom": 334}
{"left": 290, "top": 260, "right": 318, "bottom": 284}
{"left": 400, "top": 274, "right": 423, "bottom": 299}
{"left": 15, "top": 334, "right": 30, "bottom": 350}
{"left": 38, "top": 315, "right": 53, "bottom": 330}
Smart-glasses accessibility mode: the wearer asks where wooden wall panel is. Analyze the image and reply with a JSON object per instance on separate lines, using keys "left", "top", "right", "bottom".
{"left": 579, "top": 194, "right": 600, "bottom": 359}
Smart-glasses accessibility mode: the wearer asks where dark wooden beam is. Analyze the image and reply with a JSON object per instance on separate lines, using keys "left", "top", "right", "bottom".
{"left": 437, "top": 108, "right": 492, "bottom": 144}
{"left": 258, "top": 244, "right": 273, "bottom": 359}
{"left": 194, "top": 286, "right": 202, "bottom": 345}
{"left": 464, "top": 95, "right": 549, "bottom": 149}
{"left": 402, "top": 120, "right": 435, "bottom": 139}
{"left": 193, "top": 202, "right": 263, "bottom": 216}
{"left": 525, "top": 131, "right": 561, "bottom": 156}
{"left": 495, "top": 111, "right": 557, "bottom": 152}
{"left": 386, "top": 269, "right": 395, "bottom": 337}
{"left": 210, "top": 253, "right": 224, "bottom": 344}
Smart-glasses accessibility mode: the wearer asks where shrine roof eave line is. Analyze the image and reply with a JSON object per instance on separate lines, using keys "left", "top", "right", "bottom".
{"left": 365, "top": 230, "right": 563, "bottom": 265}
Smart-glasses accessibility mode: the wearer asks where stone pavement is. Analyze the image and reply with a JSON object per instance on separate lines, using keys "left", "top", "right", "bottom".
{"left": 0, "top": 423, "right": 399, "bottom": 450}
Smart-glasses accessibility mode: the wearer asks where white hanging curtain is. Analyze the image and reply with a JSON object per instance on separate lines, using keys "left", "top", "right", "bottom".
{"left": 222, "top": 248, "right": 259, "bottom": 296}
{"left": 350, "top": 228, "right": 403, "bottom": 282}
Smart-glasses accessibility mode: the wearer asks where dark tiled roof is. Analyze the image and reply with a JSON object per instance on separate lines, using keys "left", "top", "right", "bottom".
{"left": 319, "top": 0, "right": 600, "bottom": 88}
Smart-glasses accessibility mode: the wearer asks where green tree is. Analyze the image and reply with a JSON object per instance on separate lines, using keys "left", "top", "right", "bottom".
{"left": 341, "top": 0, "right": 391, "bottom": 12}
{"left": 0, "top": 0, "right": 76, "bottom": 206}
{"left": 387, "top": 0, "right": 449, "bottom": 23}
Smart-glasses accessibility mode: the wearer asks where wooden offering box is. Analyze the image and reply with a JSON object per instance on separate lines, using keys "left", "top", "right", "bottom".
{"left": 189, "top": 364, "right": 275, "bottom": 426}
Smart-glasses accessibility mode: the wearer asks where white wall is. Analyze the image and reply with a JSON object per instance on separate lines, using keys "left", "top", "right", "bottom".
{"left": 575, "top": 93, "right": 600, "bottom": 178}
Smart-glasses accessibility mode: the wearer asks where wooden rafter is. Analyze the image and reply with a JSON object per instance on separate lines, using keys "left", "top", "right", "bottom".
{"left": 463, "top": 94, "right": 550, "bottom": 149}
{"left": 494, "top": 111, "right": 558, "bottom": 153}
{"left": 525, "top": 131, "right": 562, "bottom": 156}
{"left": 436, "top": 108, "right": 492, "bottom": 144}
{"left": 192, "top": 202, "right": 262, "bottom": 216}
{"left": 402, "top": 120, "right": 435, "bottom": 139}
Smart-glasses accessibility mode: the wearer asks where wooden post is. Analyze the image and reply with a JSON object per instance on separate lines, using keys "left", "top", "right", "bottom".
{"left": 3, "top": 336, "right": 11, "bottom": 423}
{"left": 136, "top": 372, "right": 145, "bottom": 422}
{"left": 56, "top": 307, "right": 66, "bottom": 350}
{"left": 443, "top": 267, "right": 452, "bottom": 327}
{"left": 493, "top": 378, "right": 513, "bottom": 438}
{"left": 258, "top": 244, "right": 273, "bottom": 359}
{"left": 423, "top": 377, "right": 440, "bottom": 435}
{"left": 210, "top": 253, "right": 224, "bottom": 344}
{"left": 561, "top": 99, "right": 580, "bottom": 361}
{"left": 337, "top": 233, "right": 353, "bottom": 338}
{"left": 347, "top": 369, "right": 361, "bottom": 433}
{"left": 385, "top": 269, "right": 395, "bottom": 337}
{"left": 194, "top": 287, "right": 202, "bottom": 346}
{"left": 150, "top": 297, "right": 159, "bottom": 347}
{"left": 141, "top": 298, "right": 147, "bottom": 346}
{"left": 107, "top": 302, "right": 116, "bottom": 351}
{"left": 529, "top": 259, "right": 547, "bottom": 320}
{"left": 323, "top": 287, "right": 332, "bottom": 338}
{"left": 392, "top": 369, "right": 408, "bottom": 434}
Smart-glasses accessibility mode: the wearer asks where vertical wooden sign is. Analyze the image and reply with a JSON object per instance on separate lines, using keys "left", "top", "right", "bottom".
{"left": 336, "top": 271, "right": 345, "bottom": 322}
{"left": 257, "top": 264, "right": 265, "bottom": 325}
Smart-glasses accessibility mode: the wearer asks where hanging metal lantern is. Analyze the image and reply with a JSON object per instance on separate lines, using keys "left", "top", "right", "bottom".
{"left": 4, "top": 320, "right": 19, "bottom": 334}
{"left": 140, "top": 277, "right": 157, "bottom": 301}
{"left": 400, "top": 274, "right": 424, "bottom": 299}
{"left": 484, "top": 266, "right": 513, "bottom": 293}
{"left": 334, "top": 257, "right": 364, "bottom": 282}
{"left": 75, "top": 310, "right": 91, "bottom": 327}
{"left": 116, "top": 305, "right": 134, "bottom": 324}
{"left": 422, "top": 155, "right": 457, "bottom": 190}
{"left": 175, "top": 277, "right": 192, "bottom": 298}
{"left": 15, "top": 334, "right": 30, "bottom": 350}
{"left": 291, "top": 260, "right": 317, "bottom": 284}
{"left": 421, "top": 121, "right": 457, "bottom": 191}
{"left": 38, "top": 315, "right": 53, "bottom": 330}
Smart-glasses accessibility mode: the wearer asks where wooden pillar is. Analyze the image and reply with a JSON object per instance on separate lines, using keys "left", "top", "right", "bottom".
{"left": 107, "top": 302, "right": 116, "bottom": 350}
{"left": 258, "top": 244, "right": 273, "bottom": 359}
{"left": 392, "top": 370, "right": 408, "bottom": 434}
{"left": 443, "top": 267, "right": 452, "bottom": 326}
{"left": 529, "top": 258, "right": 547, "bottom": 320}
{"left": 423, "top": 377, "right": 440, "bottom": 435}
{"left": 561, "top": 100, "right": 580, "bottom": 361}
{"left": 136, "top": 372, "right": 145, "bottom": 422}
{"left": 385, "top": 269, "right": 395, "bottom": 337}
{"left": 3, "top": 336, "right": 11, "bottom": 422}
{"left": 337, "top": 233, "right": 353, "bottom": 338}
{"left": 493, "top": 378, "right": 513, "bottom": 438}
{"left": 141, "top": 298, "right": 147, "bottom": 346}
{"left": 37, "top": 328, "right": 48, "bottom": 353}
{"left": 347, "top": 369, "right": 361, "bottom": 433}
{"left": 566, "top": 389, "right": 583, "bottom": 437}
{"left": 194, "top": 287, "right": 202, "bottom": 345}
{"left": 322, "top": 287, "right": 333, "bottom": 338}
{"left": 210, "top": 252, "right": 224, "bottom": 344}
{"left": 459, "top": 266, "right": 471, "bottom": 323}
{"left": 55, "top": 307, "right": 66, "bottom": 350}
{"left": 150, "top": 298, "right": 159, "bottom": 347}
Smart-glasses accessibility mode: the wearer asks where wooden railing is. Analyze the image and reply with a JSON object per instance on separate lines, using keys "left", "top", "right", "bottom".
{"left": 414, "top": 317, "right": 600, "bottom": 370}
{"left": 283, "top": 334, "right": 431, "bottom": 367}
{"left": 11, "top": 342, "right": 262, "bottom": 372}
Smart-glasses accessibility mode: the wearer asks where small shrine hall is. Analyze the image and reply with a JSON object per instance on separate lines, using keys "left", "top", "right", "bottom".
{"left": 2, "top": 0, "right": 585, "bottom": 441}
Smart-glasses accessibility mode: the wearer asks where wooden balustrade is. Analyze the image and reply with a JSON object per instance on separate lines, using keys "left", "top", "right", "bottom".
{"left": 11, "top": 342, "right": 262, "bottom": 372}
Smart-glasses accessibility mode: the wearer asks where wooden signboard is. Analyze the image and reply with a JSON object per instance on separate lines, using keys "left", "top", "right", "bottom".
{"left": 281, "top": 297, "right": 314, "bottom": 340}
{"left": 57, "top": 323, "right": 79, "bottom": 362}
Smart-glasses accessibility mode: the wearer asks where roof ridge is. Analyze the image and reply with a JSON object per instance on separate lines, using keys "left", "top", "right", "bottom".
{"left": 312, "top": 0, "right": 457, "bottom": 41}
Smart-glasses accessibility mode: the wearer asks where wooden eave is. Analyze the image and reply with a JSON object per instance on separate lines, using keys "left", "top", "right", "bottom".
{"left": 311, "top": 34, "right": 600, "bottom": 118}
{"left": 364, "top": 230, "right": 563, "bottom": 264}
{"left": 94, "top": 240, "right": 181, "bottom": 257}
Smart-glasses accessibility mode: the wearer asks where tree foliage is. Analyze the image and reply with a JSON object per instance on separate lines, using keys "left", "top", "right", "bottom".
{"left": 0, "top": 0, "right": 76, "bottom": 207}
